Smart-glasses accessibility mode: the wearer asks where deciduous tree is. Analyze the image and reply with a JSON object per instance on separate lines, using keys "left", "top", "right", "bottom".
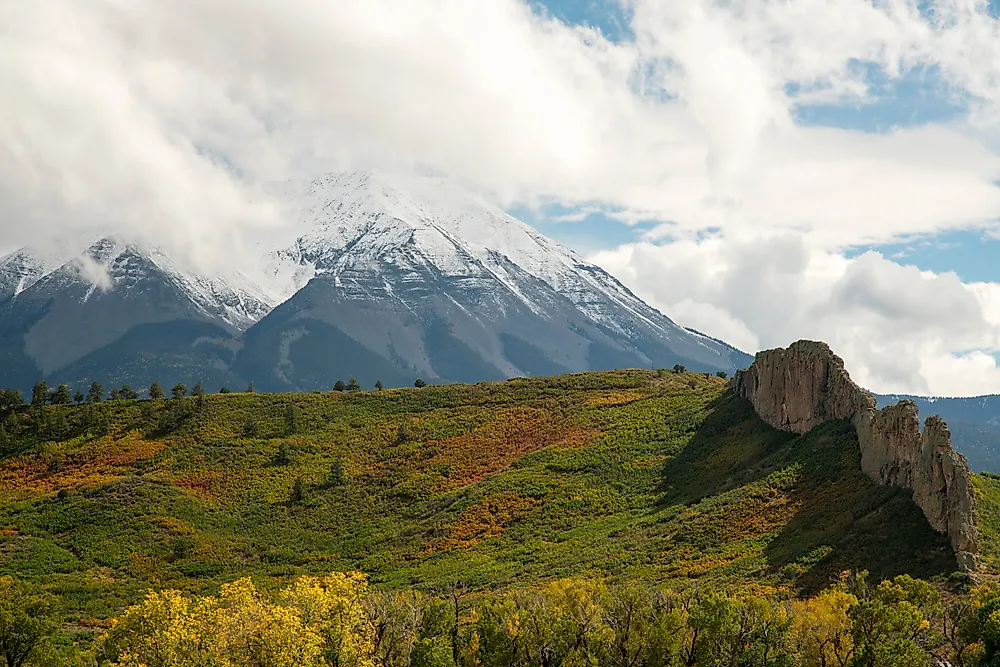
{"left": 0, "top": 576, "right": 60, "bottom": 667}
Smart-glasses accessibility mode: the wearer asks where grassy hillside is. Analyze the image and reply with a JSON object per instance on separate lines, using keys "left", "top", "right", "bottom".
{"left": 0, "top": 370, "right": 958, "bottom": 624}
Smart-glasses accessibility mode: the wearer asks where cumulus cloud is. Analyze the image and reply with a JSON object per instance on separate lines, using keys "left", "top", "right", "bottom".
{"left": 591, "top": 237, "right": 1000, "bottom": 396}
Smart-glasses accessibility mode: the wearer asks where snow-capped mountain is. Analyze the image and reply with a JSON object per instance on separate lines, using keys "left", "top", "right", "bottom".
{"left": 264, "top": 171, "right": 712, "bottom": 345}
{"left": 236, "top": 171, "right": 749, "bottom": 390}
{"left": 0, "top": 170, "right": 750, "bottom": 392}
{"left": 0, "top": 236, "right": 275, "bottom": 390}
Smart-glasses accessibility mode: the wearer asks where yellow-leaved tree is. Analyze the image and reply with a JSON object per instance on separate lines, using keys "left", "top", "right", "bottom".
{"left": 102, "top": 573, "right": 375, "bottom": 667}
{"left": 210, "top": 578, "right": 323, "bottom": 667}
{"left": 789, "top": 589, "right": 857, "bottom": 667}
{"left": 283, "top": 572, "right": 375, "bottom": 667}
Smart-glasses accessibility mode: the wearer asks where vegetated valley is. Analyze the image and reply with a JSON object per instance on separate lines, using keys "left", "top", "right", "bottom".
{"left": 2, "top": 370, "right": 1000, "bottom": 665}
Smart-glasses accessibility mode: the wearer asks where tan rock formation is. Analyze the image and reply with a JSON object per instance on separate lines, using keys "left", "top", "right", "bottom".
{"left": 731, "top": 340, "right": 980, "bottom": 570}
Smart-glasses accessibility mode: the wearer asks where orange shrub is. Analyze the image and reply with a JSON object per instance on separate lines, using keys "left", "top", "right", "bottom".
{"left": 429, "top": 493, "right": 540, "bottom": 551}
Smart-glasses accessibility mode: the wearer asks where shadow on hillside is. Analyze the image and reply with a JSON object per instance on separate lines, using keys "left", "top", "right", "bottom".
{"left": 659, "top": 393, "right": 957, "bottom": 592}
{"left": 658, "top": 393, "right": 796, "bottom": 507}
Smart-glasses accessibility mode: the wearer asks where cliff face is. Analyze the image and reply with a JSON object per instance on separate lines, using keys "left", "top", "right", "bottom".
{"left": 732, "top": 340, "right": 980, "bottom": 570}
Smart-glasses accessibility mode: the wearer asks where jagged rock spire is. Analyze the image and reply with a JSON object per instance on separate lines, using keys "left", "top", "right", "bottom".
{"left": 732, "top": 340, "right": 980, "bottom": 571}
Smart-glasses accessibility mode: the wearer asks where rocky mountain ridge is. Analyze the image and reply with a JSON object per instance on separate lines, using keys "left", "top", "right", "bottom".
{"left": 732, "top": 340, "right": 980, "bottom": 570}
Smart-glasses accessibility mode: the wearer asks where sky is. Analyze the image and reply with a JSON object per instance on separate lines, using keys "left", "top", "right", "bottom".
{"left": 6, "top": 0, "right": 1000, "bottom": 396}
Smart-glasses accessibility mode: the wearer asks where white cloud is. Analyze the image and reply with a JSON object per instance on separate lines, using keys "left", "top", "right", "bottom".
{"left": 7, "top": 0, "right": 1000, "bottom": 392}
{"left": 6, "top": 0, "right": 1000, "bottom": 258}
{"left": 70, "top": 254, "right": 112, "bottom": 292}
{"left": 592, "top": 236, "right": 1000, "bottom": 396}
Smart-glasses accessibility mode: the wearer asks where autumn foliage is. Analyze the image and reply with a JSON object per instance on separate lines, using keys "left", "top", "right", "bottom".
{"left": 78, "top": 570, "right": 1000, "bottom": 667}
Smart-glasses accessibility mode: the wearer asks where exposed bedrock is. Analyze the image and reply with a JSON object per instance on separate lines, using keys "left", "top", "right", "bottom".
{"left": 731, "top": 340, "right": 980, "bottom": 571}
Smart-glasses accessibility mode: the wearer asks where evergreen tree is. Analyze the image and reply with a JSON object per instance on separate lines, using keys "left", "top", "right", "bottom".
{"left": 50, "top": 384, "right": 71, "bottom": 405}
{"left": 242, "top": 418, "right": 259, "bottom": 438}
{"left": 192, "top": 381, "right": 205, "bottom": 397}
{"left": 109, "top": 387, "right": 121, "bottom": 401}
{"left": 346, "top": 377, "right": 360, "bottom": 392}
{"left": 414, "top": 378, "right": 427, "bottom": 388}
{"left": 0, "top": 389, "right": 23, "bottom": 413}
{"left": 87, "top": 381, "right": 104, "bottom": 403}
{"left": 284, "top": 403, "right": 297, "bottom": 435}
{"left": 247, "top": 382, "right": 255, "bottom": 393}
{"left": 290, "top": 476, "right": 306, "bottom": 504}
{"left": 375, "top": 380, "right": 383, "bottom": 391}
{"left": 716, "top": 371, "right": 728, "bottom": 379}
{"left": 327, "top": 458, "right": 346, "bottom": 487}
{"left": 171, "top": 383, "right": 187, "bottom": 399}
{"left": 73, "top": 389, "right": 84, "bottom": 404}
{"left": 31, "top": 381, "right": 48, "bottom": 408}
{"left": 219, "top": 387, "right": 231, "bottom": 394}
{"left": 148, "top": 382, "right": 165, "bottom": 400}
{"left": 274, "top": 442, "right": 292, "bottom": 466}
{"left": 119, "top": 384, "right": 138, "bottom": 400}
{"left": 334, "top": 380, "right": 346, "bottom": 392}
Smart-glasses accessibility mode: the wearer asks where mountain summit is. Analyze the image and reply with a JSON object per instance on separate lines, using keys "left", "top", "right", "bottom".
{"left": 239, "top": 171, "right": 749, "bottom": 389}
{"left": 0, "top": 171, "right": 750, "bottom": 391}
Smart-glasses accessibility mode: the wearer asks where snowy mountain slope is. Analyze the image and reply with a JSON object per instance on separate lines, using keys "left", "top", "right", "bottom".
{"left": 0, "top": 236, "right": 275, "bottom": 387}
{"left": 0, "top": 249, "right": 49, "bottom": 302}
{"left": 267, "top": 172, "right": 736, "bottom": 358}
{"left": 238, "top": 171, "right": 749, "bottom": 389}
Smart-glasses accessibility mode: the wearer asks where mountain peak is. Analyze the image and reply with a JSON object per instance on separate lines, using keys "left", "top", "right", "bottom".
{"left": 246, "top": 170, "right": 750, "bottom": 390}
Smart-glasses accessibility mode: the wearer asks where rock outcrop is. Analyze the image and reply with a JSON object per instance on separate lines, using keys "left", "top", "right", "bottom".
{"left": 731, "top": 340, "right": 980, "bottom": 570}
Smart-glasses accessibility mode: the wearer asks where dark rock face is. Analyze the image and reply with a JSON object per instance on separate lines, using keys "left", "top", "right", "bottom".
{"left": 732, "top": 340, "right": 980, "bottom": 570}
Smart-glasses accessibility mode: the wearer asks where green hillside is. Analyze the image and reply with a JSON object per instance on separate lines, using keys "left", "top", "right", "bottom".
{"left": 0, "top": 370, "right": 959, "bottom": 624}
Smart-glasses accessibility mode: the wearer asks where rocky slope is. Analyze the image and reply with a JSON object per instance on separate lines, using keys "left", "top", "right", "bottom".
{"left": 732, "top": 340, "right": 980, "bottom": 570}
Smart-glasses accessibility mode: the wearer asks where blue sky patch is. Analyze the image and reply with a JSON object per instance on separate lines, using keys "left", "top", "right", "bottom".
{"left": 508, "top": 203, "right": 649, "bottom": 254}
{"left": 846, "top": 229, "right": 1000, "bottom": 283}
{"left": 790, "top": 62, "right": 969, "bottom": 132}
{"left": 531, "top": 0, "right": 632, "bottom": 42}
